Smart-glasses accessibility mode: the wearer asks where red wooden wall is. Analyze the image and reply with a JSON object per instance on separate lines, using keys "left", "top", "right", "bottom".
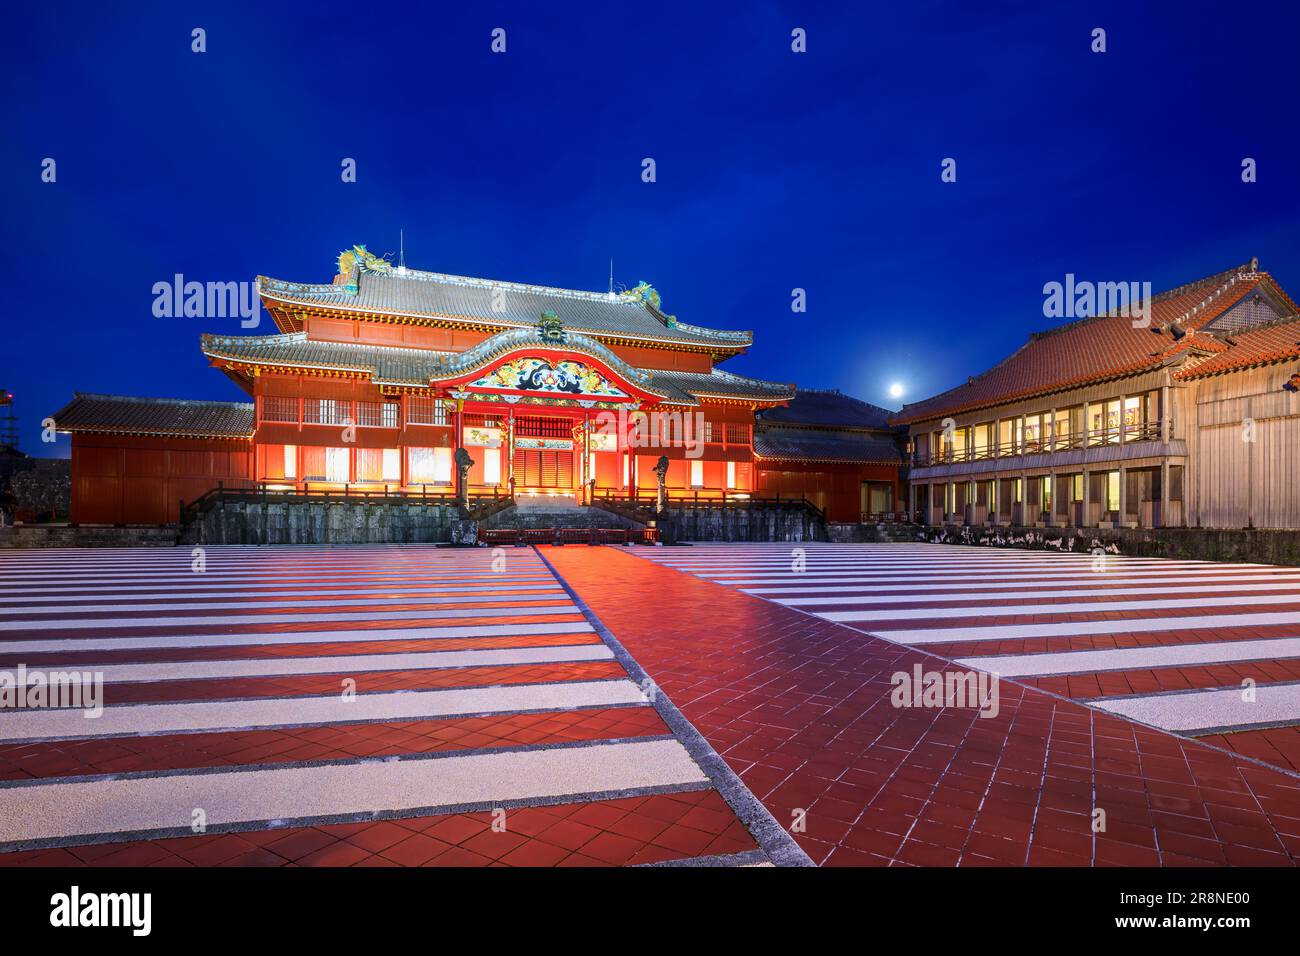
{"left": 755, "top": 460, "right": 901, "bottom": 523}
{"left": 71, "top": 434, "right": 252, "bottom": 525}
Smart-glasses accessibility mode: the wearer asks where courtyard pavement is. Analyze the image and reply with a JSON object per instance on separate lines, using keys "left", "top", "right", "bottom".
{"left": 1, "top": 542, "right": 1298, "bottom": 866}
{"left": 0, "top": 546, "right": 784, "bottom": 867}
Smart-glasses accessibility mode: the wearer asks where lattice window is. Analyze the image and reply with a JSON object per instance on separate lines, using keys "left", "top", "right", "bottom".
{"left": 356, "top": 401, "right": 399, "bottom": 428}
{"left": 261, "top": 396, "right": 298, "bottom": 423}
{"left": 408, "top": 397, "right": 448, "bottom": 426}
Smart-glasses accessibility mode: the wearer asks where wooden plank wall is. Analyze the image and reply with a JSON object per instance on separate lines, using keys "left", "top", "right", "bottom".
{"left": 1192, "top": 364, "right": 1300, "bottom": 529}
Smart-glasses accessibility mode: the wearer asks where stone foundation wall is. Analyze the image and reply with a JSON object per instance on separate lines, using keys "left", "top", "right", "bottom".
{"left": 0, "top": 525, "right": 180, "bottom": 548}
{"left": 918, "top": 524, "right": 1300, "bottom": 566}
{"left": 665, "top": 505, "right": 826, "bottom": 543}
{"left": 827, "top": 522, "right": 917, "bottom": 543}
{"left": 485, "top": 506, "right": 636, "bottom": 532}
{"left": 182, "top": 500, "right": 464, "bottom": 545}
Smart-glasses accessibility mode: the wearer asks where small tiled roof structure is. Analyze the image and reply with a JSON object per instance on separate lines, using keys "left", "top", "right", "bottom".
{"left": 754, "top": 388, "right": 904, "bottom": 464}
{"left": 52, "top": 394, "right": 254, "bottom": 438}
{"left": 754, "top": 428, "right": 903, "bottom": 464}
{"left": 893, "top": 261, "right": 1299, "bottom": 425}
{"left": 258, "top": 245, "right": 754, "bottom": 352}
{"left": 1173, "top": 316, "right": 1300, "bottom": 379}
{"left": 757, "top": 388, "right": 893, "bottom": 428}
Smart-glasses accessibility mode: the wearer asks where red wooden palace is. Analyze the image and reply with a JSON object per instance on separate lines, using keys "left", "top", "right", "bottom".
{"left": 53, "top": 245, "right": 904, "bottom": 526}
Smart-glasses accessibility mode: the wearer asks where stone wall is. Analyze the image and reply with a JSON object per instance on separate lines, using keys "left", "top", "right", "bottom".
{"left": 485, "top": 505, "right": 636, "bottom": 532}
{"left": 182, "top": 499, "right": 463, "bottom": 545}
{"left": 918, "top": 524, "right": 1300, "bottom": 566}
{"left": 664, "top": 504, "right": 826, "bottom": 543}
{"left": 0, "top": 525, "right": 179, "bottom": 548}
{"left": 827, "top": 522, "right": 916, "bottom": 543}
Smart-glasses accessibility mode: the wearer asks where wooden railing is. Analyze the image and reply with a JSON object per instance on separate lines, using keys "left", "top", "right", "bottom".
{"left": 916, "top": 421, "right": 1163, "bottom": 465}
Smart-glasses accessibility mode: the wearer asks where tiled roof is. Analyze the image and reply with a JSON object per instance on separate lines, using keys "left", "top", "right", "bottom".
{"left": 202, "top": 331, "right": 794, "bottom": 405}
{"left": 52, "top": 394, "right": 254, "bottom": 438}
{"left": 259, "top": 255, "right": 752, "bottom": 350}
{"left": 754, "top": 427, "right": 902, "bottom": 464}
{"left": 757, "top": 388, "right": 892, "bottom": 428}
{"left": 893, "top": 263, "right": 1298, "bottom": 425}
{"left": 647, "top": 368, "right": 795, "bottom": 404}
{"left": 1175, "top": 317, "right": 1300, "bottom": 379}
{"left": 203, "top": 332, "right": 445, "bottom": 386}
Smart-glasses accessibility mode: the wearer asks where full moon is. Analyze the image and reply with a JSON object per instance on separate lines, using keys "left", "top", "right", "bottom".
{"left": 888, "top": 382, "right": 904, "bottom": 399}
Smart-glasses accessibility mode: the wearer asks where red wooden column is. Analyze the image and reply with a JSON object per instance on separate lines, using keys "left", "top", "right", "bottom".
{"left": 582, "top": 409, "right": 591, "bottom": 504}
{"left": 507, "top": 404, "right": 515, "bottom": 495}
{"left": 400, "top": 393, "right": 409, "bottom": 489}
{"left": 453, "top": 395, "right": 464, "bottom": 501}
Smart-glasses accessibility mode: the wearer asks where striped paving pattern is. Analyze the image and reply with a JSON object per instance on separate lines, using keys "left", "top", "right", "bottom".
{"left": 0, "top": 546, "right": 775, "bottom": 867}
{"left": 633, "top": 543, "right": 1300, "bottom": 774}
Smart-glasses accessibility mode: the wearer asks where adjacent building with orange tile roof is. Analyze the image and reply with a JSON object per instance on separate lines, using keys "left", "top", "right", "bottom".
{"left": 895, "top": 259, "right": 1300, "bottom": 530}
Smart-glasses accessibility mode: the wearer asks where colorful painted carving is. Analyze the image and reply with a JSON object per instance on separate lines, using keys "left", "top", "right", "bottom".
{"left": 338, "top": 243, "right": 391, "bottom": 278}
{"left": 467, "top": 357, "right": 628, "bottom": 398}
{"left": 514, "top": 437, "right": 574, "bottom": 451}
{"left": 463, "top": 426, "right": 502, "bottom": 448}
{"left": 538, "top": 310, "right": 566, "bottom": 343}
{"left": 619, "top": 281, "right": 677, "bottom": 326}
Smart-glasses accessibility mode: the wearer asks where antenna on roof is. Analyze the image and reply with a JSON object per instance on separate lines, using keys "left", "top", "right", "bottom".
{"left": 607, "top": 259, "right": 615, "bottom": 299}
{"left": 396, "top": 230, "right": 408, "bottom": 275}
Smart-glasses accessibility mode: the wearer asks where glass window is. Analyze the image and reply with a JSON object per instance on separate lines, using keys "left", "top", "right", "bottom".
{"left": 1053, "top": 410, "right": 1071, "bottom": 449}
{"left": 382, "top": 448, "right": 400, "bottom": 482}
{"left": 949, "top": 426, "right": 969, "bottom": 461}
{"left": 726, "top": 460, "right": 736, "bottom": 488}
{"left": 325, "top": 447, "right": 349, "bottom": 482}
{"left": 690, "top": 460, "right": 704, "bottom": 488}
{"left": 409, "top": 447, "right": 452, "bottom": 485}
{"left": 1023, "top": 415, "right": 1041, "bottom": 453}
{"left": 283, "top": 445, "right": 296, "bottom": 480}
{"left": 1106, "top": 471, "right": 1120, "bottom": 511}
{"left": 1122, "top": 397, "right": 1141, "bottom": 440}
{"left": 484, "top": 449, "right": 501, "bottom": 486}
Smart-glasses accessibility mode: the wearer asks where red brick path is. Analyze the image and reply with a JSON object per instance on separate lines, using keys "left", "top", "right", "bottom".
{"left": 543, "top": 546, "right": 1300, "bottom": 866}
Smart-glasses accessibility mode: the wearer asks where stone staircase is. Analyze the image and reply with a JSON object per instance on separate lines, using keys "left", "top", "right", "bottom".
{"left": 483, "top": 496, "right": 636, "bottom": 532}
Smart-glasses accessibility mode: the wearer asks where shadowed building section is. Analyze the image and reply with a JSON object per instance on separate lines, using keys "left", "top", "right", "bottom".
{"left": 755, "top": 389, "right": 906, "bottom": 523}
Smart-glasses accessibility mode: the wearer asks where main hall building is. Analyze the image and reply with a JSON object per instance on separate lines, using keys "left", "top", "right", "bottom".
{"left": 53, "top": 245, "right": 904, "bottom": 526}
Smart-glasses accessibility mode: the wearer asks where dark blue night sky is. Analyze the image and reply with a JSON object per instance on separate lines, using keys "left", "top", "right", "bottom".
{"left": 5, "top": 1, "right": 1299, "bottom": 457}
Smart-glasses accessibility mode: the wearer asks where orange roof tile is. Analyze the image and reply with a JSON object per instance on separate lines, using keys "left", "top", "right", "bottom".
{"left": 1175, "top": 317, "right": 1300, "bottom": 379}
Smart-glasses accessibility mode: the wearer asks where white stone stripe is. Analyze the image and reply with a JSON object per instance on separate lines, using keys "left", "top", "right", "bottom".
{"left": 821, "top": 593, "right": 1300, "bottom": 623}
{"left": 0, "top": 604, "right": 583, "bottom": 632}
{"left": 60, "top": 645, "right": 614, "bottom": 684}
{"left": 1092, "top": 683, "right": 1300, "bottom": 733}
{"left": 954, "top": 638, "right": 1300, "bottom": 677}
{"left": 0, "top": 583, "right": 561, "bottom": 602}
{"left": 0, "top": 738, "right": 704, "bottom": 845}
{"left": 0, "top": 592, "right": 567, "bottom": 616}
{"left": 0, "top": 571, "right": 553, "bottom": 585}
{"left": 743, "top": 573, "right": 1300, "bottom": 595}
{"left": 0, "top": 679, "right": 646, "bottom": 742}
{"left": 875, "top": 611, "right": 1300, "bottom": 644}
{"left": 655, "top": 556, "right": 1211, "bottom": 564}
{"left": 710, "top": 568, "right": 1288, "bottom": 585}
{"left": 775, "top": 582, "right": 1300, "bottom": 606}
{"left": 0, "top": 621, "right": 594, "bottom": 656}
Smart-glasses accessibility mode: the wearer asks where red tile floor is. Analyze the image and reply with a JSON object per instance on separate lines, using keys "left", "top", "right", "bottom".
{"left": 543, "top": 546, "right": 1300, "bottom": 866}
